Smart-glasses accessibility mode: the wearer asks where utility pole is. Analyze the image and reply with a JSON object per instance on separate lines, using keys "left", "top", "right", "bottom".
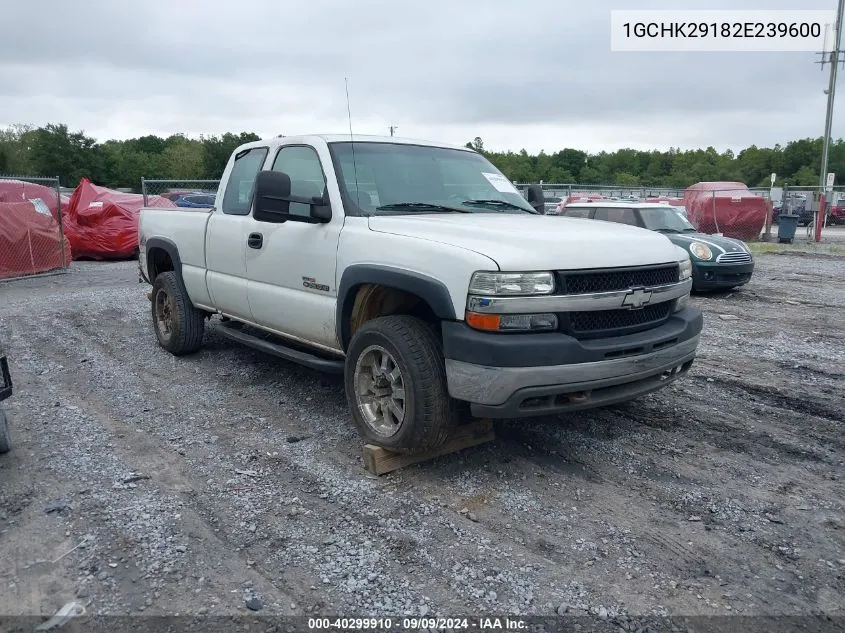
{"left": 817, "top": 0, "right": 845, "bottom": 189}
{"left": 389, "top": 125, "right": 398, "bottom": 137}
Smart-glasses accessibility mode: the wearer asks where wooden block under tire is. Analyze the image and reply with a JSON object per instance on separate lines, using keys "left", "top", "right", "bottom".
{"left": 362, "top": 418, "right": 495, "bottom": 476}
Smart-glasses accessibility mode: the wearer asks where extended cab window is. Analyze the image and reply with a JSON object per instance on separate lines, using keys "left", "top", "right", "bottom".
{"left": 221, "top": 147, "right": 268, "bottom": 215}
{"left": 271, "top": 146, "right": 327, "bottom": 217}
{"left": 564, "top": 207, "right": 592, "bottom": 218}
{"left": 593, "top": 207, "right": 639, "bottom": 226}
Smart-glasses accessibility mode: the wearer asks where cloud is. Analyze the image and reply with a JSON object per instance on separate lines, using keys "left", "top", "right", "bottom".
{"left": 0, "top": 0, "right": 840, "bottom": 153}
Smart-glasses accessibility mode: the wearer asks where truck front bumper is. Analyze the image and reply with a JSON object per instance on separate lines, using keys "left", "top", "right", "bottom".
{"left": 442, "top": 307, "right": 702, "bottom": 418}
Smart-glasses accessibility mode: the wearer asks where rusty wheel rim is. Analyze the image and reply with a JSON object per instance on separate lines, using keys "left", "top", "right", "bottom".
{"left": 154, "top": 288, "right": 174, "bottom": 342}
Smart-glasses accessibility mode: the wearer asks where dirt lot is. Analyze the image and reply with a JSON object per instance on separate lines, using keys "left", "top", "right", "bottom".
{"left": 0, "top": 253, "right": 843, "bottom": 625}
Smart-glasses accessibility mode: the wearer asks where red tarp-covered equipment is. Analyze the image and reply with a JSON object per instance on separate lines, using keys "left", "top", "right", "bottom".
{"left": 0, "top": 199, "right": 72, "bottom": 280}
{"left": 65, "top": 178, "right": 175, "bottom": 260}
{"left": 0, "top": 179, "right": 67, "bottom": 220}
{"left": 683, "top": 182, "right": 768, "bottom": 240}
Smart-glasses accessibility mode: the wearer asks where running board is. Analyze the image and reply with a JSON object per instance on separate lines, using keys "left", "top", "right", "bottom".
{"left": 216, "top": 321, "right": 344, "bottom": 374}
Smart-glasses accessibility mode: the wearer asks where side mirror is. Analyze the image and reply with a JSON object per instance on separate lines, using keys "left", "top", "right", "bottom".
{"left": 253, "top": 170, "right": 291, "bottom": 222}
{"left": 310, "top": 192, "right": 332, "bottom": 223}
{"left": 253, "top": 171, "right": 332, "bottom": 224}
{"left": 526, "top": 184, "right": 545, "bottom": 212}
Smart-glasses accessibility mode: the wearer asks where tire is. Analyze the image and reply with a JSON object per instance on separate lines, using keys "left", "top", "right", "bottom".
{"left": 0, "top": 409, "right": 11, "bottom": 454}
{"left": 344, "top": 315, "right": 457, "bottom": 453}
{"left": 151, "top": 271, "right": 205, "bottom": 355}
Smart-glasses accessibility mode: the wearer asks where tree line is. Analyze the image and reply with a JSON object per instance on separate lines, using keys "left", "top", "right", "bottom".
{"left": 464, "top": 136, "right": 841, "bottom": 189}
{"left": 0, "top": 123, "right": 841, "bottom": 191}
{"left": 0, "top": 124, "right": 260, "bottom": 191}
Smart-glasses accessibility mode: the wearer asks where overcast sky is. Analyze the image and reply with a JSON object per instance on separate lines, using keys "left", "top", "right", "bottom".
{"left": 0, "top": 0, "right": 841, "bottom": 153}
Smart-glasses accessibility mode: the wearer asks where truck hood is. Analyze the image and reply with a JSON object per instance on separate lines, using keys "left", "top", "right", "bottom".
{"left": 368, "top": 214, "right": 681, "bottom": 270}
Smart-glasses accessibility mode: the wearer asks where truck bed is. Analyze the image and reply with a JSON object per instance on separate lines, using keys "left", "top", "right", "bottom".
{"left": 138, "top": 206, "right": 213, "bottom": 295}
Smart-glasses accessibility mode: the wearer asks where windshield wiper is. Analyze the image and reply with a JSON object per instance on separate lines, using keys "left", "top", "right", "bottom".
{"left": 653, "top": 228, "right": 681, "bottom": 233}
{"left": 461, "top": 199, "right": 538, "bottom": 213}
{"left": 375, "top": 202, "right": 472, "bottom": 213}
{"left": 681, "top": 228, "right": 698, "bottom": 232}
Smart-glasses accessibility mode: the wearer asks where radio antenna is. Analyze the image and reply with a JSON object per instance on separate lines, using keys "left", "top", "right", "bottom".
{"left": 345, "top": 77, "right": 360, "bottom": 207}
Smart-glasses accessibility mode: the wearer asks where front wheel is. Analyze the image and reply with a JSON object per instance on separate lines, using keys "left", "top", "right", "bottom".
{"left": 345, "top": 315, "right": 457, "bottom": 453}
{"left": 0, "top": 409, "right": 11, "bottom": 454}
{"left": 151, "top": 271, "right": 205, "bottom": 355}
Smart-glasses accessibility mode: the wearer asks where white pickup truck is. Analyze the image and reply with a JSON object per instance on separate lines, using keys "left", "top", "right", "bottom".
{"left": 138, "top": 134, "right": 702, "bottom": 452}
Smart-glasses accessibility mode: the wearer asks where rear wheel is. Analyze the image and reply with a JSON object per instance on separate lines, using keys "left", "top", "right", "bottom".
{"left": 345, "top": 315, "right": 457, "bottom": 453}
{"left": 151, "top": 271, "right": 205, "bottom": 355}
{"left": 0, "top": 409, "right": 11, "bottom": 454}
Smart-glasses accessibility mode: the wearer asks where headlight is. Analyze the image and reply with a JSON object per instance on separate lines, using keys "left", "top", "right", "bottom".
{"left": 689, "top": 242, "right": 713, "bottom": 260}
{"left": 678, "top": 257, "right": 692, "bottom": 281}
{"left": 469, "top": 271, "right": 555, "bottom": 295}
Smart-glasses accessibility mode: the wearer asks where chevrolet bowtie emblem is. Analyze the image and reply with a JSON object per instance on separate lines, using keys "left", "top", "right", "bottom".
{"left": 622, "top": 287, "right": 652, "bottom": 309}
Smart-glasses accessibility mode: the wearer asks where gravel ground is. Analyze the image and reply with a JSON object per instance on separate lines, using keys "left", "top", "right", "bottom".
{"left": 0, "top": 255, "right": 842, "bottom": 623}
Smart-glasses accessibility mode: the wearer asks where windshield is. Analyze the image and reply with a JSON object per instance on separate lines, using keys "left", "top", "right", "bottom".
{"left": 328, "top": 142, "right": 536, "bottom": 215}
{"left": 639, "top": 206, "right": 696, "bottom": 232}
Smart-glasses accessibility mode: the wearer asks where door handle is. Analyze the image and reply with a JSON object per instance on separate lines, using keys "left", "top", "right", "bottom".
{"left": 247, "top": 232, "right": 263, "bottom": 249}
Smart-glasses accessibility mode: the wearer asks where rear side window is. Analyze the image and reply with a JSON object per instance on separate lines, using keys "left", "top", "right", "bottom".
{"left": 594, "top": 207, "right": 639, "bottom": 226}
{"left": 221, "top": 147, "right": 268, "bottom": 215}
{"left": 563, "top": 207, "right": 592, "bottom": 218}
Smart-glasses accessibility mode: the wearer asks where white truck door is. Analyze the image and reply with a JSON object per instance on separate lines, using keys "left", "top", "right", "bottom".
{"left": 244, "top": 143, "right": 342, "bottom": 351}
{"left": 206, "top": 145, "right": 269, "bottom": 321}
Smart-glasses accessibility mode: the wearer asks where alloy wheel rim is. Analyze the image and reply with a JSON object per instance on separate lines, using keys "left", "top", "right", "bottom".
{"left": 353, "top": 344, "right": 406, "bottom": 437}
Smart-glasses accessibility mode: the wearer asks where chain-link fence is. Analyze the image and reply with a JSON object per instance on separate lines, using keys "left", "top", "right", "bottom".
{"left": 0, "top": 175, "right": 70, "bottom": 281}
{"left": 771, "top": 185, "right": 845, "bottom": 243}
{"left": 676, "top": 185, "right": 774, "bottom": 241}
{"left": 515, "top": 183, "right": 689, "bottom": 201}
{"left": 689, "top": 185, "right": 841, "bottom": 243}
{"left": 140, "top": 179, "right": 220, "bottom": 207}
{"left": 520, "top": 181, "right": 845, "bottom": 243}
{"left": 138, "top": 176, "right": 843, "bottom": 245}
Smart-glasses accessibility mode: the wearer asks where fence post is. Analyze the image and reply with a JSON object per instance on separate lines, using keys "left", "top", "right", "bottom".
{"left": 816, "top": 192, "right": 825, "bottom": 243}
{"left": 762, "top": 199, "right": 772, "bottom": 242}
{"left": 141, "top": 177, "right": 147, "bottom": 207}
{"left": 761, "top": 186, "right": 773, "bottom": 242}
{"left": 711, "top": 190, "right": 718, "bottom": 234}
{"left": 54, "top": 176, "right": 67, "bottom": 269}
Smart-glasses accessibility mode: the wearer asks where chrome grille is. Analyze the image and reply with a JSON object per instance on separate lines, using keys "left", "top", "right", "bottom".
{"left": 716, "top": 251, "right": 752, "bottom": 264}
{"left": 551, "top": 264, "right": 684, "bottom": 339}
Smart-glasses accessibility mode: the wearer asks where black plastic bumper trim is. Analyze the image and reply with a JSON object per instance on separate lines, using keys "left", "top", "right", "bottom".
{"left": 470, "top": 359, "right": 694, "bottom": 418}
{"left": 442, "top": 307, "right": 703, "bottom": 368}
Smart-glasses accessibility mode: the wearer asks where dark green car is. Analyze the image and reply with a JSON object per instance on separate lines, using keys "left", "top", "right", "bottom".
{"left": 560, "top": 202, "right": 755, "bottom": 291}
